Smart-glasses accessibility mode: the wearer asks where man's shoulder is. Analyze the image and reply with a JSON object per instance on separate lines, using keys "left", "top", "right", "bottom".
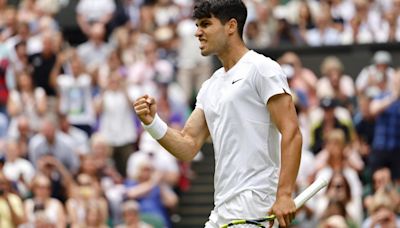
{"left": 246, "top": 52, "right": 282, "bottom": 77}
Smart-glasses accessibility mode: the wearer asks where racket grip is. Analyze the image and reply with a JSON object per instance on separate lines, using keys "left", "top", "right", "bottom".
{"left": 294, "top": 178, "right": 328, "bottom": 209}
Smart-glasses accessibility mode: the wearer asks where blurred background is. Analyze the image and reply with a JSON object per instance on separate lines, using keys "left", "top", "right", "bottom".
{"left": 0, "top": 0, "right": 400, "bottom": 227}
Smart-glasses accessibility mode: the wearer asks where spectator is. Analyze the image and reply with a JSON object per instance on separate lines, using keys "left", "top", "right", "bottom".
{"left": 316, "top": 56, "right": 355, "bottom": 112}
{"left": 66, "top": 173, "right": 108, "bottom": 228}
{"left": 116, "top": 200, "right": 152, "bottom": 228}
{"left": 353, "top": 90, "right": 377, "bottom": 182}
{"left": 28, "top": 30, "right": 59, "bottom": 97}
{"left": 124, "top": 154, "right": 178, "bottom": 228}
{"left": 304, "top": 6, "right": 341, "bottom": 46}
{"left": 313, "top": 130, "right": 363, "bottom": 225}
{"left": 35, "top": 155, "right": 74, "bottom": 203}
{"left": 128, "top": 132, "right": 180, "bottom": 187}
{"left": 76, "top": 0, "right": 116, "bottom": 36}
{"left": 0, "top": 43, "right": 11, "bottom": 115}
{"left": 295, "top": 0, "right": 315, "bottom": 43}
{"left": 54, "top": 50, "right": 95, "bottom": 136}
{"left": 7, "top": 115, "right": 34, "bottom": 158}
{"left": 58, "top": 113, "right": 90, "bottom": 155}
{"left": 309, "top": 98, "right": 353, "bottom": 154}
{"left": 98, "top": 49, "right": 127, "bottom": 91}
{"left": 83, "top": 200, "right": 109, "bottom": 228}
{"left": 28, "top": 116, "right": 80, "bottom": 174}
{"left": 369, "top": 68, "right": 400, "bottom": 182}
{"left": 384, "top": 8, "right": 400, "bottom": 42}
{"left": 77, "top": 23, "right": 113, "bottom": 74}
{"left": 278, "top": 52, "right": 318, "bottom": 107}
{"left": 362, "top": 188, "right": 400, "bottom": 228}
{"left": 153, "top": 0, "right": 180, "bottom": 27}
{"left": 4, "top": 22, "right": 30, "bottom": 82}
{"left": 364, "top": 168, "right": 400, "bottom": 212}
{"left": 0, "top": 171, "right": 26, "bottom": 228}
{"left": 0, "top": 6, "right": 17, "bottom": 42}
{"left": 3, "top": 139, "right": 35, "bottom": 199}
{"left": 95, "top": 71, "right": 138, "bottom": 177}
{"left": 24, "top": 174, "right": 66, "bottom": 228}
{"left": 356, "top": 50, "right": 395, "bottom": 95}
{"left": 314, "top": 171, "right": 362, "bottom": 226}
{"left": 127, "top": 39, "right": 173, "bottom": 92}
{"left": 7, "top": 71, "right": 47, "bottom": 133}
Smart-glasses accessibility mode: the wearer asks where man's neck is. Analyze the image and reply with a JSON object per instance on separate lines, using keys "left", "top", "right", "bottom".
{"left": 218, "top": 42, "right": 249, "bottom": 72}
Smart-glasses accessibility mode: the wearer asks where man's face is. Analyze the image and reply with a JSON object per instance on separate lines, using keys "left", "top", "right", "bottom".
{"left": 195, "top": 16, "right": 228, "bottom": 56}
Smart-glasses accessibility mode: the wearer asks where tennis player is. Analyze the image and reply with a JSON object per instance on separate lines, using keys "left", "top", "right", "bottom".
{"left": 134, "top": 0, "right": 302, "bottom": 227}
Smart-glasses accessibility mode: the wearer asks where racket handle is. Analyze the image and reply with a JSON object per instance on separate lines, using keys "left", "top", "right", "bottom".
{"left": 294, "top": 178, "right": 328, "bottom": 209}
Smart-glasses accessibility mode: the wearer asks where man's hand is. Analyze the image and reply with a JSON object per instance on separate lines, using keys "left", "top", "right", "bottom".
{"left": 268, "top": 195, "right": 296, "bottom": 228}
{"left": 134, "top": 95, "right": 157, "bottom": 125}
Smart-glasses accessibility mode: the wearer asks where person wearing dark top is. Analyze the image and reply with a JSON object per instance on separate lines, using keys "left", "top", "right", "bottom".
{"left": 369, "top": 69, "right": 400, "bottom": 182}
{"left": 310, "top": 97, "right": 351, "bottom": 154}
{"left": 28, "top": 32, "right": 60, "bottom": 96}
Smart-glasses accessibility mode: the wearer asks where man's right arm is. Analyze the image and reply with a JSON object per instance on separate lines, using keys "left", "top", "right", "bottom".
{"left": 157, "top": 108, "right": 210, "bottom": 161}
{"left": 134, "top": 95, "right": 210, "bottom": 161}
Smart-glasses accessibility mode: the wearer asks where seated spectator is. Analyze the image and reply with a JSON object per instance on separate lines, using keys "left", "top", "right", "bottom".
{"left": 7, "top": 115, "right": 34, "bottom": 158}
{"left": 0, "top": 171, "right": 25, "bottom": 228}
{"left": 353, "top": 89, "right": 376, "bottom": 161}
{"left": 355, "top": 50, "right": 395, "bottom": 95}
{"left": 24, "top": 174, "right": 66, "bottom": 228}
{"left": 35, "top": 154, "right": 74, "bottom": 203}
{"left": 364, "top": 168, "right": 400, "bottom": 212}
{"left": 66, "top": 173, "right": 108, "bottom": 228}
{"left": 77, "top": 23, "right": 113, "bottom": 74}
{"left": 314, "top": 171, "right": 362, "bottom": 226}
{"left": 116, "top": 200, "right": 152, "bottom": 228}
{"left": 309, "top": 98, "right": 353, "bottom": 154}
{"left": 278, "top": 52, "right": 318, "bottom": 107}
{"left": 362, "top": 188, "right": 400, "bottom": 228}
{"left": 313, "top": 130, "right": 363, "bottom": 225}
{"left": 124, "top": 155, "right": 178, "bottom": 228}
{"left": 3, "top": 139, "right": 35, "bottom": 199}
{"left": 316, "top": 56, "right": 355, "bottom": 112}
{"left": 6, "top": 70, "right": 47, "bottom": 133}
{"left": 28, "top": 116, "right": 80, "bottom": 174}
{"left": 58, "top": 113, "right": 90, "bottom": 155}
{"left": 83, "top": 200, "right": 109, "bottom": 228}
{"left": 304, "top": 9, "right": 341, "bottom": 46}
{"left": 76, "top": 0, "right": 116, "bottom": 36}
{"left": 128, "top": 132, "right": 180, "bottom": 187}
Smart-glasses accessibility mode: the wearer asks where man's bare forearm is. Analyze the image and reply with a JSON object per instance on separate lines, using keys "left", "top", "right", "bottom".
{"left": 277, "top": 129, "right": 302, "bottom": 198}
{"left": 157, "top": 128, "right": 203, "bottom": 161}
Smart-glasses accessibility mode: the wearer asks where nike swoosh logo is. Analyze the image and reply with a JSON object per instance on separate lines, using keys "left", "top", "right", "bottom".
{"left": 232, "top": 78, "right": 243, "bottom": 84}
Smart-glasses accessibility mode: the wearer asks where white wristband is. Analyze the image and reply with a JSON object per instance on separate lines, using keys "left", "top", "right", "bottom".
{"left": 142, "top": 114, "right": 168, "bottom": 140}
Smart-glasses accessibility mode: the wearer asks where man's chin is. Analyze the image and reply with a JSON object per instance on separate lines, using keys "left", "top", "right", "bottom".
{"left": 200, "top": 49, "right": 212, "bottom": 56}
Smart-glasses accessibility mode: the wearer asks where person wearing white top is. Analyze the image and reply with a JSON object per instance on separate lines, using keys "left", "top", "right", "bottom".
{"left": 133, "top": 1, "right": 302, "bottom": 227}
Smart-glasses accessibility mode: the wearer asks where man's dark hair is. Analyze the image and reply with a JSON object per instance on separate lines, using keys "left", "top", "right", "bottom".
{"left": 193, "top": 0, "right": 247, "bottom": 39}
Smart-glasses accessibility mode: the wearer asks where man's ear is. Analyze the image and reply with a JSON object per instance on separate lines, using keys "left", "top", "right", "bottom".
{"left": 227, "top": 18, "right": 238, "bottom": 36}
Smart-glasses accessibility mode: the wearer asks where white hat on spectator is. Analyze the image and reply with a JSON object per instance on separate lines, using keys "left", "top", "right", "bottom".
{"left": 373, "top": 51, "right": 392, "bottom": 65}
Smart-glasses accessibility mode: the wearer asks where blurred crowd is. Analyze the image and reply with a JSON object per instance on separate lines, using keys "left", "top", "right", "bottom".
{"left": 0, "top": 0, "right": 399, "bottom": 228}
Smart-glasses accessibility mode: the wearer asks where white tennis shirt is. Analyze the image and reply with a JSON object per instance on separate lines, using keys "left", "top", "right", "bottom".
{"left": 196, "top": 50, "right": 291, "bottom": 208}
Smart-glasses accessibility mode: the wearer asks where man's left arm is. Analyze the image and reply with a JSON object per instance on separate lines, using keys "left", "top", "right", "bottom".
{"left": 267, "top": 93, "right": 302, "bottom": 227}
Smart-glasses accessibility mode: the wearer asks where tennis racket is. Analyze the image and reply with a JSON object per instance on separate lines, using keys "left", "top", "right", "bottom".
{"left": 220, "top": 178, "right": 329, "bottom": 228}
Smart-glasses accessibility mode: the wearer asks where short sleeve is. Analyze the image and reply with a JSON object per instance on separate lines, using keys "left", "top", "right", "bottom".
{"left": 254, "top": 60, "right": 291, "bottom": 105}
{"left": 195, "top": 79, "right": 210, "bottom": 110}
